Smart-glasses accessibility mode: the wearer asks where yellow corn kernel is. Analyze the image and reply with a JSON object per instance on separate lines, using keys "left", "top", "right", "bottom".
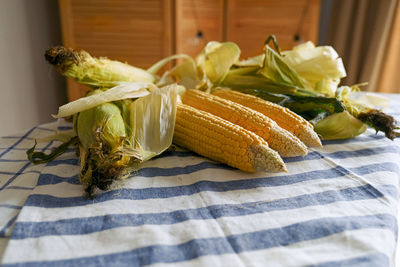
{"left": 174, "top": 104, "right": 287, "bottom": 173}
{"left": 212, "top": 88, "right": 322, "bottom": 148}
{"left": 182, "top": 89, "right": 308, "bottom": 157}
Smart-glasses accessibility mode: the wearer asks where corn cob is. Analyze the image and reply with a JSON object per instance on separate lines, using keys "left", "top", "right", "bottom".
{"left": 174, "top": 104, "right": 287, "bottom": 173}
{"left": 181, "top": 89, "right": 308, "bottom": 157}
{"left": 212, "top": 88, "right": 322, "bottom": 148}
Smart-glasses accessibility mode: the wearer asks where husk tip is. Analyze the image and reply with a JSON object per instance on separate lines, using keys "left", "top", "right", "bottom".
{"left": 44, "top": 46, "right": 78, "bottom": 66}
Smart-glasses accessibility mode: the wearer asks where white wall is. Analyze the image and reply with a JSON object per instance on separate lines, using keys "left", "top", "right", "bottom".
{"left": 0, "top": 0, "right": 66, "bottom": 136}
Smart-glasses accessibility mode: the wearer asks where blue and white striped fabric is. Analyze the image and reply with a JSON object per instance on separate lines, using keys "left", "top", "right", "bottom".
{"left": 1, "top": 93, "right": 399, "bottom": 266}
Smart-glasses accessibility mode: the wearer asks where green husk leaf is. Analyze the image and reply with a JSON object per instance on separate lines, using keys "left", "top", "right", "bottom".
{"left": 226, "top": 88, "right": 344, "bottom": 119}
{"left": 258, "top": 45, "right": 312, "bottom": 92}
{"left": 196, "top": 41, "right": 241, "bottom": 85}
{"left": 27, "top": 137, "right": 78, "bottom": 164}
{"left": 168, "top": 57, "right": 201, "bottom": 89}
{"left": 264, "top": 34, "right": 282, "bottom": 55}
{"left": 314, "top": 111, "right": 367, "bottom": 140}
{"left": 221, "top": 73, "right": 300, "bottom": 95}
{"left": 280, "top": 94, "right": 346, "bottom": 115}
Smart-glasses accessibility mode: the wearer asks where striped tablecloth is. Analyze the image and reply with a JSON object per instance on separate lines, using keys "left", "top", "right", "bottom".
{"left": 1, "top": 94, "right": 399, "bottom": 266}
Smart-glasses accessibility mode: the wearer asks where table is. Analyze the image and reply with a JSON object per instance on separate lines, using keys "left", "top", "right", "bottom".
{"left": 1, "top": 94, "right": 399, "bottom": 266}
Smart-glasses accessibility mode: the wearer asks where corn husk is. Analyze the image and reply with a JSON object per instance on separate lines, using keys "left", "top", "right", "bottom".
{"left": 281, "top": 41, "right": 346, "bottom": 96}
{"left": 130, "top": 84, "right": 178, "bottom": 161}
{"left": 259, "top": 45, "right": 312, "bottom": 92}
{"left": 314, "top": 111, "right": 367, "bottom": 140}
{"left": 45, "top": 46, "right": 155, "bottom": 88}
{"left": 196, "top": 41, "right": 241, "bottom": 86}
{"left": 75, "top": 84, "right": 178, "bottom": 195}
{"left": 53, "top": 82, "right": 157, "bottom": 118}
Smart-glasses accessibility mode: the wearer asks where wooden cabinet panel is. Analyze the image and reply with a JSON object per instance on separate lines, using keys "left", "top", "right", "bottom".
{"left": 58, "top": 0, "right": 320, "bottom": 100}
{"left": 226, "top": 0, "right": 320, "bottom": 58}
{"left": 175, "top": 0, "right": 224, "bottom": 57}
{"left": 59, "top": 0, "right": 172, "bottom": 100}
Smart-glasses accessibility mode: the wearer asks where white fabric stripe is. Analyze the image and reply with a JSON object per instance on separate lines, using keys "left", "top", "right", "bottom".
{"left": 362, "top": 172, "right": 400, "bottom": 195}
{"left": 122, "top": 165, "right": 397, "bottom": 193}
{"left": 5, "top": 172, "right": 40, "bottom": 189}
{"left": 2, "top": 213, "right": 234, "bottom": 263}
{"left": 0, "top": 149, "right": 32, "bottom": 160}
{"left": 0, "top": 161, "right": 28, "bottom": 176}
{"left": 137, "top": 143, "right": 400, "bottom": 170}
{"left": 149, "top": 229, "right": 395, "bottom": 267}
{"left": 0, "top": 155, "right": 45, "bottom": 190}
{"left": 16, "top": 167, "right": 395, "bottom": 223}
{"left": 287, "top": 152, "right": 399, "bottom": 174}
{"left": 319, "top": 139, "right": 398, "bottom": 151}
{"left": 233, "top": 229, "right": 396, "bottom": 267}
{"left": 397, "top": 203, "right": 400, "bottom": 267}
{"left": 40, "top": 164, "right": 79, "bottom": 178}
{"left": 30, "top": 151, "right": 400, "bottom": 197}
{"left": 0, "top": 190, "right": 32, "bottom": 207}
{"left": 24, "top": 182, "right": 83, "bottom": 198}
{"left": 327, "top": 156, "right": 400, "bottom": 171}
{"left": 150, "top": 254, "right": 247, "bottom": 267}
{"left": 2, "top": 199, "right": 395, "bottom": 264}
{"left": 321, "top": 137, "right": 395, "bottom": 149}
{"left": 317, "top": 149, "right": 400, "bottom": 169}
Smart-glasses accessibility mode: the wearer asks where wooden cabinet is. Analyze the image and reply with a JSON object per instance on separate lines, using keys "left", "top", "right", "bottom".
{"left": 58, "top": 0, "right": 173, "bottom": 100}
{"left": 58, "top": 0, "right": 320, "bottom": 100}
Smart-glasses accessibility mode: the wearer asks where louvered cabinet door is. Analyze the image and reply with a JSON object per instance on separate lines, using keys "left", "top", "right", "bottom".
{"left": 58, "top": 0, "right": 173, "bottom": 101}
{"left": 226, "top": 0, "right": 320, "bottom": 58}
